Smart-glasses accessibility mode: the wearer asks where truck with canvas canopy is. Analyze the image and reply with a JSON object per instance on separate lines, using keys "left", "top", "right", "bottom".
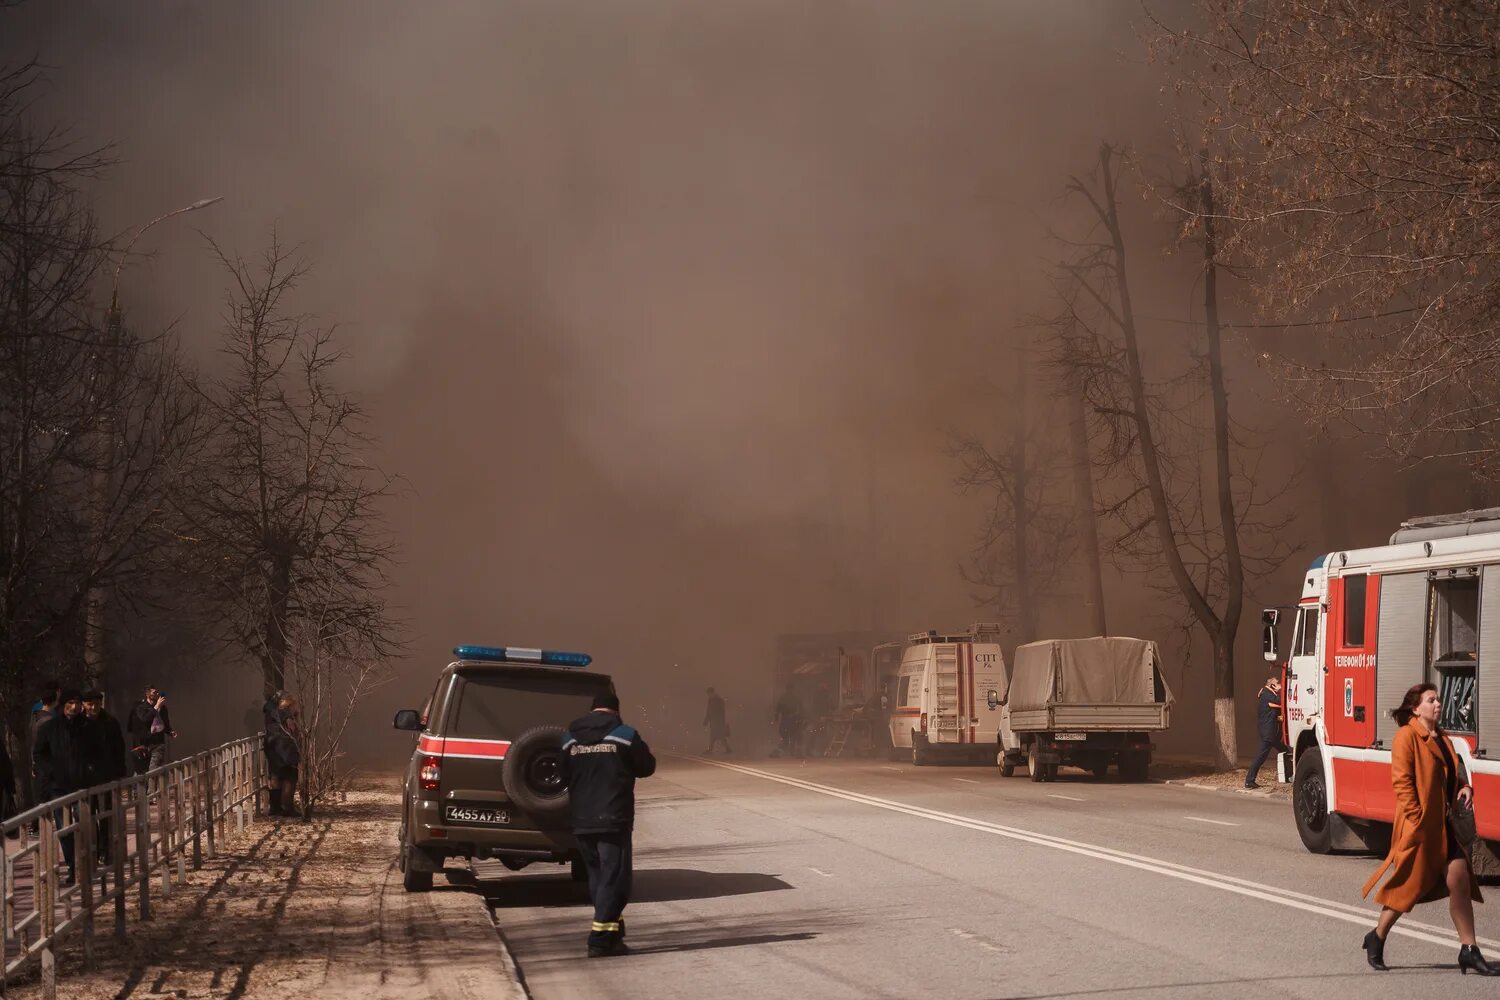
{"left": 995, "top": 637, "right": 1172, "bottom": 782}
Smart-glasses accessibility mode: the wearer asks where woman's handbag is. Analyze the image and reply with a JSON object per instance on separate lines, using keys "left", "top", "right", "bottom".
{"left": 1449, "top": 795, "right": 1478, "bottom": 849}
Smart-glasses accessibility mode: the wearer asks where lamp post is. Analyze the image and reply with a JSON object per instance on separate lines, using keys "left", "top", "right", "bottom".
{"left": 84, "top": 196, "right": 224, "bottom": 691}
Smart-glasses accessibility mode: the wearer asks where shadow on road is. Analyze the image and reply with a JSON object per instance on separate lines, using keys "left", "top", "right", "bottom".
{"left": 991, "top": 966, "right": 1450, "bottom": 999}
{"left": 470, "top": 867, "right": 792, "bottom": 908}
{"left": 625, "top": 930, "right": 817, "bottom": 955}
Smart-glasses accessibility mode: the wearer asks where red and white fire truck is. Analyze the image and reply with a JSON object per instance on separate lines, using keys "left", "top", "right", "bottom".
{"left": 1267, "top": 509, "right": 1497, "bottom": 856}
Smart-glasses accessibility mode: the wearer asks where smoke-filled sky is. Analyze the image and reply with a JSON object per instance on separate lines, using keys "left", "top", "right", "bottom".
{"left": 11, "top": 0, "right": 1419, "bottom": 756}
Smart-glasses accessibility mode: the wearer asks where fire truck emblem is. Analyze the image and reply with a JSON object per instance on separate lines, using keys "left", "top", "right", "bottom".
{"left": 1344, "top": 678, "right": 1354, "bottom": 718}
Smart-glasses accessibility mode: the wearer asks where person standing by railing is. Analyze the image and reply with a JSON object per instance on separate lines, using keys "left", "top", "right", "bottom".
{"left": 32, "top": 691, "right": 87, "bottom": 886}
{"left": 80, "top": 691, "right": 127, "bottom": 863}
{"left": 265, "top": 695, "right": 301, "bottom": 818}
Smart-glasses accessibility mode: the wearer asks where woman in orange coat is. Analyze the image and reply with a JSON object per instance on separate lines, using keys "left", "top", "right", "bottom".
{"left": 1361, "top": 682, "right": 1493, "bottom": 974}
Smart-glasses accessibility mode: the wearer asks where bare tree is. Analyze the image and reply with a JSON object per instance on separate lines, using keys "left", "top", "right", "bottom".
{"left": 183, "top": 235, "right": 402, "bottom": 698}
{"left": 1047, "top": 144, "right": 1291, "bottom": 769}
{"left": 282, "top": 599, "right": 388, "bottom": 818}
{"left": 951, "top": 346, "right": 1075, "bottom": 648}
{"left": 1158, "top": 2, "right": 1500, "bottom": 473}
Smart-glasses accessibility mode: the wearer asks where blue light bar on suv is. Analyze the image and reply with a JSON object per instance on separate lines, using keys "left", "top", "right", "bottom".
{"left": 453, "top": 644, "right": 593, "bottom": 668}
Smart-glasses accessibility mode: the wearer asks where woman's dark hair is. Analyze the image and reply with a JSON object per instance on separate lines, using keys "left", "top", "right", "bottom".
{"left": 1393, "top": 682, "right": 1438, "bottom": 728}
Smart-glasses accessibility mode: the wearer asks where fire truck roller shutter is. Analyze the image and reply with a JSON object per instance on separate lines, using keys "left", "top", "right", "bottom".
{"left": 1376, "top": 572, "right": 1427, "bottom": 748}
{"left": 1479, "top": 566, "right": 1500, "bottom": 757}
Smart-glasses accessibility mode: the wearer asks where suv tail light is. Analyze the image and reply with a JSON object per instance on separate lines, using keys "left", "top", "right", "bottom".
{"left": 419, "top": 755, "right": 441, "bottom": 791}
{"left": 920, "top": 713, "right": 928, "bottom": 733}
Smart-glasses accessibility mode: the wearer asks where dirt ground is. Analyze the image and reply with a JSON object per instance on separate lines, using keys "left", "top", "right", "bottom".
{"left": 9, "top": 778, "right": 524, "bottom": 1000}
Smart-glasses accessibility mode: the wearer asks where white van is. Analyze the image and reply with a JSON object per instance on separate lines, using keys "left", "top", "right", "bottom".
{"left": 889, "top": 624, "right": 1007, "bottom": 765}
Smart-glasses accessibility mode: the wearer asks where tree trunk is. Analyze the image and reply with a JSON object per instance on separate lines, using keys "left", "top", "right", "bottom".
{"left": 1011, "top": 350, "right": 1037, "bottom": 645}
{"left": 260, "top": 551, "right": 293, "bottom": 697}
{"left": 1200, "top": 155, "right": 1243, "bottom": 772}
{"left": 1212, "top": 629, "right": 1238, "bottom": 772}
{"left": 1064, "top": 360, "right": 1107, "bottom": 636}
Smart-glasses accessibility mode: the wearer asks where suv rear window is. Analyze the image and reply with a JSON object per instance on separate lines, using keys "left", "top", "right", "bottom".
{"left": 451, "top": 673, "right": 611, "bottom": 738}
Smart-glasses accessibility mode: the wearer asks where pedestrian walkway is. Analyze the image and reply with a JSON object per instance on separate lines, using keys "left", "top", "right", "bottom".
{"left": 5, "top": 780, "right": 524, "bottom": 1000}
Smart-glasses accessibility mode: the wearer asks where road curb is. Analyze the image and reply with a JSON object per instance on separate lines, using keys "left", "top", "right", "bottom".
{"left": 490, "top": 924, "right": 533, "bottom": 1000}
{"left": 1156, "top": 777, "right": 1290, "bottom": 804}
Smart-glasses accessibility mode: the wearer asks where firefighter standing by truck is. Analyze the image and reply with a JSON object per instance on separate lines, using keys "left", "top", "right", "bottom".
{"left": 561, "top": 690, "right": 657, "bottom": 958}
{"left": 1245, "top": 673, "right": 1290, "bottom": 789}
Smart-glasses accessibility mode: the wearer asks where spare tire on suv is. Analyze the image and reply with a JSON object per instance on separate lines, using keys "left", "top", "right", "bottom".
{"left": 503, "top": 725, "right": 571, "bottom": 820}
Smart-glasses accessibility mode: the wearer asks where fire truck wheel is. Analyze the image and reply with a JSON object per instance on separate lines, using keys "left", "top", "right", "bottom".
{"left": 1027, "top": 743, "right": 1044, "bottom": 782}
{"left": 1293, "top": 749, "right": 1333, "bottom": 854}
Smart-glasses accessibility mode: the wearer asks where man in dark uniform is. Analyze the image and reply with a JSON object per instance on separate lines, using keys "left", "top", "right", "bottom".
{"left": 1245, "top": 673, "right": 1291, "bottom": 789}
{"left": 560, "top": 691, "right": 656, "bottom": 958}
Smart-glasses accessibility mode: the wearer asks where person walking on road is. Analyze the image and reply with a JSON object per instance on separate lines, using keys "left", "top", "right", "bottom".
{"left": 560, "top": 690, "right": 657, "bottom": 958}
{"left": 32, "top": 691, "right": 88, "bottom": 885}
{"left": 127, "top": 686, "right": 174, "bottom": 775}
{"left": 702, "top": 687, "right": 731, "bottom": 755}
{"left": 1361, "top": 682, "right": 1495, "bottom": 974}
{"left": 1245, "top": 673, "right": 1291, "bottom": 789}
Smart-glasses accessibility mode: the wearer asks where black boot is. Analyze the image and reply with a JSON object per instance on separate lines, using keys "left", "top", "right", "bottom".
{"left": 1362, "top": 930, "right": 1388, "bottom": 971}
{"left": 1460, "top": 944, "right": 1499, "bottom": 975}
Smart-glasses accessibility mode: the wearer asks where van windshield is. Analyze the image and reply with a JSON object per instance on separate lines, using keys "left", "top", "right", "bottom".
{"left": 451, "top": 673, "right": 612, "bottom": 738}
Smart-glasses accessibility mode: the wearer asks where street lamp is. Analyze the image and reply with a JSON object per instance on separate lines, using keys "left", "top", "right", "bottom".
{"left": 86, "top": 195, "right": 224, "bottom": 692}
{"left": 108, "top": 195, "right": 224, "bottom": 319}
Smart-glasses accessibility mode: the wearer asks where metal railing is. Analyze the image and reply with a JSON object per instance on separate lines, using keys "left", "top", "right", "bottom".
{"left": 1, "top": 733, "right": 264, "bottom": 998}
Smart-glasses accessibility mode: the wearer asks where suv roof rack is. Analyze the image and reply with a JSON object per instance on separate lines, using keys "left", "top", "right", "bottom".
{"left": 1390, "top": 508, "right": 1500, "bottom": 544}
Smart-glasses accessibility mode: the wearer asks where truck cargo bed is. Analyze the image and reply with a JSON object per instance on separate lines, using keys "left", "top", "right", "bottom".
{"left": 1007, "top": 702, "right": 1170, "bottom": 732}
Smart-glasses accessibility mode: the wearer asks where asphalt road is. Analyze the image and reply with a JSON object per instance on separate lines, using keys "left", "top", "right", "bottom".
{"left": 475, "top": 757, "right": 1500, "bottom": 999}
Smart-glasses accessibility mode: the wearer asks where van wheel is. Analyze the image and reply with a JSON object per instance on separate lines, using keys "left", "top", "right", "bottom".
{"left": 1119, "top": 751, "right": 1150, "bottom": 783}
{"left": 403, "top": 867, "right": 433, "bottom": 892}
{"left": 1293, "top": 750, "right": 1333, "bottom": 854}
{"left": 1000, "top": 759, "right": 1015, "bottom": 778}
{"left": 912, "top": 731, "right": 933, "bottom": 766}
{"left": 1027, "top": 743, "right": 1044, "bottom": 783}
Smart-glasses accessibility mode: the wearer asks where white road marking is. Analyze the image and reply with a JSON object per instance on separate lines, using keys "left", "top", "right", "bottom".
{"left": 1184, "top": 815, "right": 1239, "bottom": 827}
{"left": 949, "top": 927, "right": 1005, "bottom": 953}
{"left": 880, "top": 766, "right": 904, "bottom": 772}
{"left": 953, "top": 777, "right": 980, "bottom": 784}
{"left": 808, "top": 866, "right": 834, "bottom": 877}
{"left": 682, "top": 755, "right": 1496, "bottom": 952}
{"left": 1048, "top": 793, "right": 1085, "bottom": 802}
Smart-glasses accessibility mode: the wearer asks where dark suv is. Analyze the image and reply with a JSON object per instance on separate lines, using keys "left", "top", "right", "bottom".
{"left": 393, "top": 644, "right": 613, "bottom": 892}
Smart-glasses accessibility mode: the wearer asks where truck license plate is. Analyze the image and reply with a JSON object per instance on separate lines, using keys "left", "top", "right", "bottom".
{"left": 444, "top": 804, "right": 510, "bottom": 826}
{"left": 1054, "top": 732, "right": 1087, "bottom": 741}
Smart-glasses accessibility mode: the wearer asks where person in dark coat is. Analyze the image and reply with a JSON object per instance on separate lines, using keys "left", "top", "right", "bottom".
{"left": 702, "top": 687, "right": 731, "bottom": 755}
{"left": 1245, "top": 673, "right": 1291, "bottom": 789}
{"left": 32, "top": 691, "right": 88, "bottom": 884}
{"left": 560, "top": 690, "right": 656, "bottom": 958}
{"left": 126, "top": 685, "right": 174, "bottom": 775}
{"left": 264, "top": 695, "right": 301, "bottom": 818}
{"left": 80, "top": 691, "right": 127, "bottom": 862}
{"left": 28, "top": 684, "right": 59, "bottom": 808}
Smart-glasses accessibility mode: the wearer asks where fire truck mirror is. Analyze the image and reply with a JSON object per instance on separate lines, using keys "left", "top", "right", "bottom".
{"left": 1261, "top": 609, "right": 1280, "bottom": 662}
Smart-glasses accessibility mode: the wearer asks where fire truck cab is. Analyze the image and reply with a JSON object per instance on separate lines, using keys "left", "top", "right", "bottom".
{"left": 1269, "top": 509, "right": 1500, "bottom": 856}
